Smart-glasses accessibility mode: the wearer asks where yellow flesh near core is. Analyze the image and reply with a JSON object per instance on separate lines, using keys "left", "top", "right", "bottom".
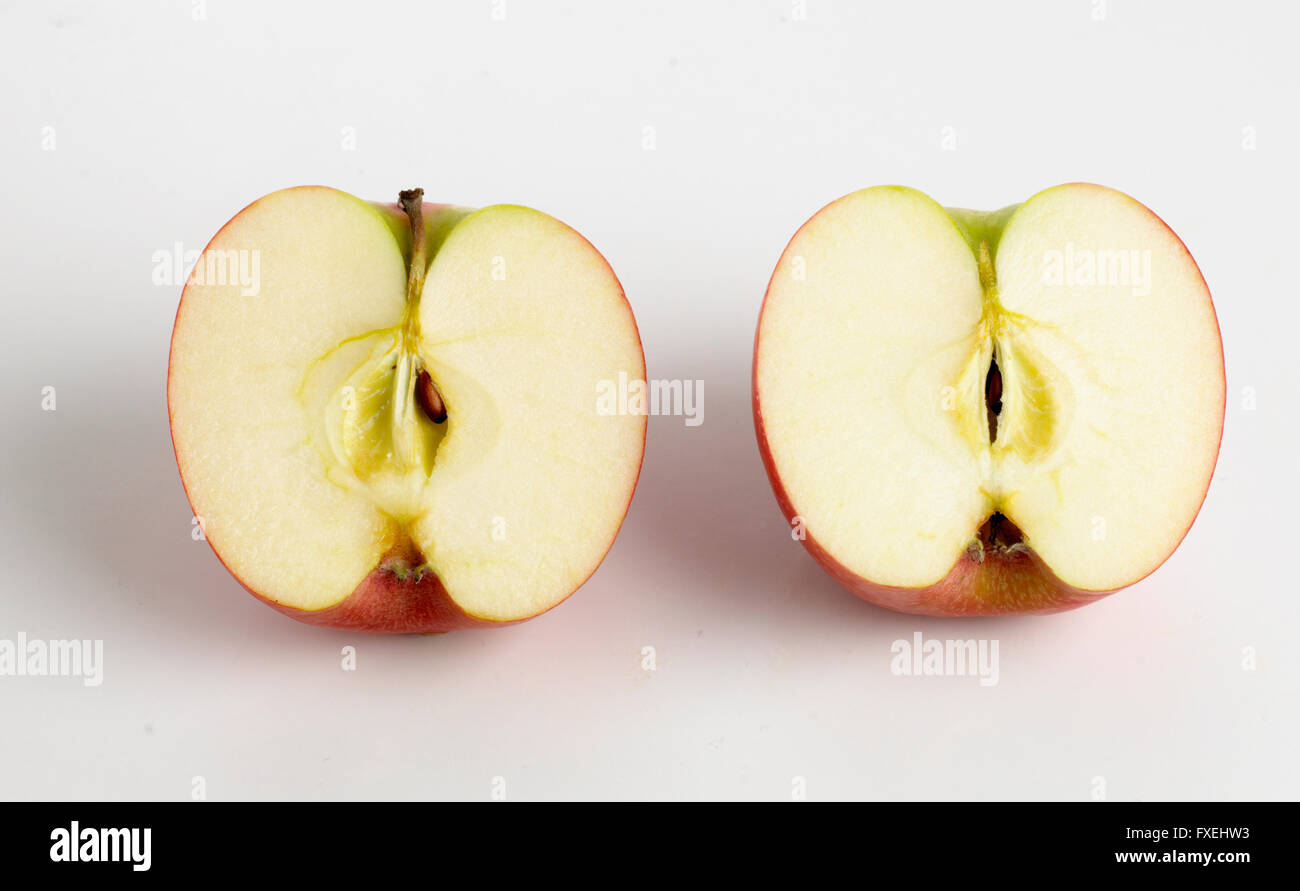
{"left": 169, "top": 188, "right": 646, "bottom": 619}
{"left": 756, "top": 185, "right": 1223, "bottom": 591}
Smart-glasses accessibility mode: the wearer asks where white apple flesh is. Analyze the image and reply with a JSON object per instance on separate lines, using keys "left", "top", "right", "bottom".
{"left": 754, "top": 184, "right": 1225, "bottom": 615}
{"left": 169, "top": 187, "right": 647, "bottom": 632}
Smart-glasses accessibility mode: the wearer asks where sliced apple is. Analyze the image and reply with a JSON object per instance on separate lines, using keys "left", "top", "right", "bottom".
{"left": 169, "top": 186, "right": 646, "bottom": 632}
{"left": 754, "top": 184, "right": 1225, "bottom": 615}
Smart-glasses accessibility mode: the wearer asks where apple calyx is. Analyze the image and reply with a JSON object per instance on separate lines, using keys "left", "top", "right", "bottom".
{"left": 965, "top": 511, "right": 1029, "bottom": 564}
{"left": 378, "top": 546, "right": 435, "bottom": 583}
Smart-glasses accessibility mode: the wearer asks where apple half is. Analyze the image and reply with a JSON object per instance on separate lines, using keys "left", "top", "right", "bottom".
{"left": 169, "top": 187, "right": 646, "bottom": 632}
{"left": 754, "top": 184, "right": 1225, "bottom": 616}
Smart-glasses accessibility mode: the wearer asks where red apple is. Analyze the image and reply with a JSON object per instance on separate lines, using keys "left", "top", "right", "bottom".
{"left": 753, "top": 184, "right": 1225, "bottom": 616}
{"left": 169, "top": 187, "right": 646, "bottom": 632}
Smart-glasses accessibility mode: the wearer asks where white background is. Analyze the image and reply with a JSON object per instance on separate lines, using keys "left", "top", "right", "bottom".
{"left": 0, "top": 0, "right": 1296, "bottom": 801}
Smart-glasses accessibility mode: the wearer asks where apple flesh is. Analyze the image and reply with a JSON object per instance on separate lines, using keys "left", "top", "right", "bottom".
{"left": 169, "top": 187, "right": 646, "bottom": 632}
{"left": 754, "top": 184, "right": 1225, "bottom": 616}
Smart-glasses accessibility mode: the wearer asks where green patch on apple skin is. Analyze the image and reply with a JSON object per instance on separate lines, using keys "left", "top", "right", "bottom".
{"left": 369, "top": 199, "right": 472, "bottom": 275}
{"left": 945, "top": 203, "right": 1021, "bottom": 265}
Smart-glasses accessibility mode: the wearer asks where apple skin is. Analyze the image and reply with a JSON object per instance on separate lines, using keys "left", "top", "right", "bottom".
{"left": 751, "top": 393, "right": 1111, "bottom": 616}
{"left": 751, "top": 186, "right": 1226, "bottom": 617}
{"left": 168, "top": 188, "right": 647, "bottom": 633}
{"left": 259, "top": 557, "right": 501, "bottom": 633}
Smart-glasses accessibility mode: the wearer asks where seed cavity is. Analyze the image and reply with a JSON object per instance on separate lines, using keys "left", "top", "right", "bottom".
{"left": 985, "top": 353, "right": 1002, "bottom": 444}
{"left": 416, "top": 369, "right": 446, "bottom": 423}
{"left": 306, "top": 189, "right": 452, "bottom": 521}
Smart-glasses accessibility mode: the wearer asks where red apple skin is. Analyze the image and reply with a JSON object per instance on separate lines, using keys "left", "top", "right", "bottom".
{"left": 168, "top": 188, "right": 647, "bottom": 633}
{"left": 751, "top": 185, "right": 1226, "bottom": 617}
{"left": 258, "top": 559, "right": 502, "bottom": 634}
{"left": 751, "top": 394, "right": 1113, "bottom": 616}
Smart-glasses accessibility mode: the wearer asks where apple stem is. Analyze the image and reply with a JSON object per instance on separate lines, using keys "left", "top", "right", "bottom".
{"left": 398, "top": 188, "right": 426, "bottom": 308}
{"left": 397, "top": 188, "right": 447, "bottom": 425}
